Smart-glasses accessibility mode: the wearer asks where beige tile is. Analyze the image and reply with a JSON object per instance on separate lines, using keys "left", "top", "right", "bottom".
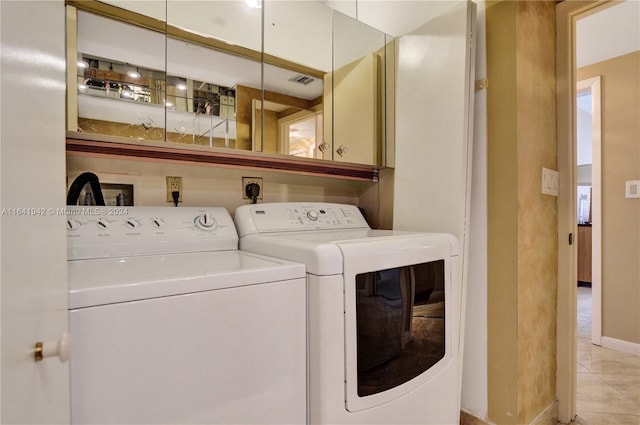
{"left": 588, "top": 352, "right": 640, "bottom": 375}
{"left": 582, "top": 412, "right": 640, "bottom": 425}
{"left": 577, "top": 343, "right": 640, "bottom": 375}
{"left": 577, "top": 373, "right": 640, "bottom": 415}
{"left": 597, "top": 374, "right": 640, "bottom": 403}
{"left": 577, "top": 362, "right": 590, "bottom": 373}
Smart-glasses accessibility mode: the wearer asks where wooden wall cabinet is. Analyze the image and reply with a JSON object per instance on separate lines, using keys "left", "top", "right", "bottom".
{"left": 577, "top": 224, "right": 592, "bottom": 283}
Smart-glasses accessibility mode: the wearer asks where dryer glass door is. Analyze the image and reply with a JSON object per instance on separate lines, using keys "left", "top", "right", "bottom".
{"left": 340, "top": 236, "right": 456, "bottom": 413}
{"left": 355, "top": 260, "right": 446, "bottom": 397}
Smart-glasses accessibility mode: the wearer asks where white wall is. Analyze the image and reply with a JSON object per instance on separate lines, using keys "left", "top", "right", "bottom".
{"left": 66, "top": 155, "right": 379, "bottom": 222}
{"left": 576, "top": 94, "right": 593, "bottom": 166}
{"left": 576, "top": 0, "right": 640, "bottom": 68}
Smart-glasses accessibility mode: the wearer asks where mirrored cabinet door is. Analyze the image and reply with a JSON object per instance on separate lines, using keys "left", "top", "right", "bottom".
{"left": 70, "top": 2, "right": 167, "bottom": 141}
{"left": 66, "top": 0, "right": 393, "bottom": 168}
{"left": 261, "top": 0, "right": 332, "bottom": 159}
{"left": 166, "top": 1, "right": 262, "bottom": 150}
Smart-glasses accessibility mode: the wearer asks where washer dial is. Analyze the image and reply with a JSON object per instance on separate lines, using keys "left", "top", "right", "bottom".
{"left": 195, "top": 213, "right": 217, "bottom": 230}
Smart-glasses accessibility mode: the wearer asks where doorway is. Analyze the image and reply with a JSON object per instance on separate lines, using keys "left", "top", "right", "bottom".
{"left": 279, "top": 110, "right": 323, "bottom": 159}
{"left": 557, "top": 1, "right": 640, "bottom": 423}
{"left": 576, "top": 76, "right": 602, "bottom": 347}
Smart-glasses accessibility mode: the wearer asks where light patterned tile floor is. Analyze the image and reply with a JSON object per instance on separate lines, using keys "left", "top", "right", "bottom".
{"left": 575, "top": 287, "right": 640, "bottom": 425}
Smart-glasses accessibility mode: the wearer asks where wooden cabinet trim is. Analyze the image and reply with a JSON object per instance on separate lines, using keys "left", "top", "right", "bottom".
{"left": 66, "top": 132, "right": 379, "bottom": 182}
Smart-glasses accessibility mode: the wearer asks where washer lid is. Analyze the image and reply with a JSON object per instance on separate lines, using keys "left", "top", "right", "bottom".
{"left": 240, "top": 230, "right": 458, "bottom": 275}
{"left": 68, "top": 250, "right": 305, "bottom": 309}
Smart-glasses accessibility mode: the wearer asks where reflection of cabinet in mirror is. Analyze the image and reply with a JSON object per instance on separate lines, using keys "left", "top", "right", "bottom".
{"left": 578, "top": 224, "right": 592, "bottom": 283}
{"left": 65, "top": 0, "right": 393, "bottom": 174}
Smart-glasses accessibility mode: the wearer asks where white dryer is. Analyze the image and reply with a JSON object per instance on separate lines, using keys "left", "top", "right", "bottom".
{"left": 235, "top": 202, "right": 463, "bottom": 425}
{"left": 67, "top": 206, "right": 306, "bottom": 424}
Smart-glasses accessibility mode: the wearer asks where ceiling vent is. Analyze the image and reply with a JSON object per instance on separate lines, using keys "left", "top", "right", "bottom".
{"left": 288, "top": 74, "right": 315, "bottom": 85}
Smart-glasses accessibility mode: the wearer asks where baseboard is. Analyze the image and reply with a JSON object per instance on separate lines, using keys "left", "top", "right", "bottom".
{"left": 530, "top": 400, "right": 558, "bottom": 425}
{"left": 601, "top": 336, "right": 640, "bottom": 356}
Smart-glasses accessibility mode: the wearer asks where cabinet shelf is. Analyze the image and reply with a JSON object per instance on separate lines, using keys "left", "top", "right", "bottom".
{"left": 66, "top": 132, "right": 379, "bottom": 182}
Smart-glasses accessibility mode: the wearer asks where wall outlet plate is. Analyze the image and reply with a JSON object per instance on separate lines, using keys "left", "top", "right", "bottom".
{"left": 166, "top": 176, "right": 183, "bottom": 202}
{"left": 242, "top": 177, "right": 263, "bottom": 200}
{"left": 101, "top": 183, "right": 134, "bottom": 206}
{"left": 626, "top": 180, "right": 640, "bottom": 198}
{"left": 542, "top": 167, "right": 559, "bottom": 196}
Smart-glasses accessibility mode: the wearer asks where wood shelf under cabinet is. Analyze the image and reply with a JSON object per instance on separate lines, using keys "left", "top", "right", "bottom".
{"left": 66, "top": 132, "right": 380, "bottom": 182}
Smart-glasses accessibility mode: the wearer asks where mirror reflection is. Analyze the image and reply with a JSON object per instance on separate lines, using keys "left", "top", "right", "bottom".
{"left": 166, "top": 0, "right": 261, "bottom": 150}
{"left": 68, "top": 0, "right": 393, "bottom": 166}
{"left": 74, "top": 9, "right": 167, "bottom": 140}
{"left": 252, "top": 99, "right": 324, "bottom": 159}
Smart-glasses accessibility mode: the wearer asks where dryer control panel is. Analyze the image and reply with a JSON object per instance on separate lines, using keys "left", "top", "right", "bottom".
{"left": 235, "top": 202, "right": 370, "bottom": 236}
{"left": 67, "top": 206, "right": 238, "bottom": 260}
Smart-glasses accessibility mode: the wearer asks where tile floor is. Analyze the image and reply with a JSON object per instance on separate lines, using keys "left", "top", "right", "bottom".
{"left": 574, "top": 286, "right": 640, "bottom": 424}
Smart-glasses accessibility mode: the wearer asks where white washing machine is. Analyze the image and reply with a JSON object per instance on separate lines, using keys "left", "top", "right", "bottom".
{"left": 67, "top": 206, "right": 306, "bottom": 424}
{"left": 235, "top": 202, "right": 463, "bottom": 425}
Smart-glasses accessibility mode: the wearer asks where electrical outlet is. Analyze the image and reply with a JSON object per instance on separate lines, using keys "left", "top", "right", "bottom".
{"left": 166, "top": 176, "right": 183, "bottom": 203}
{"left": 242, "top": 177, "right": 263, "bottom": 200}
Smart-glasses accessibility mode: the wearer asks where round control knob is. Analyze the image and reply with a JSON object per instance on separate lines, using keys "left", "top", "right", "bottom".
{"left": 196, "top": 213, "right": 216, "bottom": 229}
{"left": 66, "top": 218, "right": 82, "bottom": 231}
{"left": 306, "top": 210, "right": 319, "bottom": 221}
{"left": 125, "top": 219, "right": 140, "bottom": 229}
{"left": 96, "top": 219, "right": 111, "bottom": 230}
{"left": 151, "top": 218, "right": 164, "bottom": 229}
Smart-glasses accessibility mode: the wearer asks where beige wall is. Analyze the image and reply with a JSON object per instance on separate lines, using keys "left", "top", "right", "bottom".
{"left": 66, "top": 155, "right": 382, "bottom": 227}
{"left": 577, "top": 51, "right": 640, "bottom": 345}
{"left": 486, "top": 2, "right": 557, "bottom": 424}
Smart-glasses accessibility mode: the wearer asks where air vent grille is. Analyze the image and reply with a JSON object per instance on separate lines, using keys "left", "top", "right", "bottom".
{"left": 288, "top": 74, "right": 315, "bottom": 85}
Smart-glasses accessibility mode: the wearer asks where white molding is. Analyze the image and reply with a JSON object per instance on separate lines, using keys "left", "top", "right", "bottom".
{"left": 601, "top": 336, "right": 640, "bottom": 356}
{"left": 530, "top": 400, "right": 558, "bottom": 425}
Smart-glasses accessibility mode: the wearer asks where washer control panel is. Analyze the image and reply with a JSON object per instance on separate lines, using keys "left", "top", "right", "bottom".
{"left": 234, "top": 203, "right": 370, "bottom": 236}
{"left": 67, "top": 206, "right": 237, "bottom": 260}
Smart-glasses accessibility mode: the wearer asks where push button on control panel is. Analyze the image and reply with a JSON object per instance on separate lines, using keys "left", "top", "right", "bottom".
{"left": 306, "top": 210, "right": 319, "bottom": 221}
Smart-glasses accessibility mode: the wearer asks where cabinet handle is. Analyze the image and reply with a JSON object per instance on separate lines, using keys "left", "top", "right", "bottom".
{"left": 336, "top": 145, "right": 348, "bottom": 157}
{"left": 34, "top": 333, "right": 72, "bottom": 363}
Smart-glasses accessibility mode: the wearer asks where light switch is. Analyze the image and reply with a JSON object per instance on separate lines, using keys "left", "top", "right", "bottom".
{"left": 626, "top": 180, "right": 640, "bottom": 198}
{"left": 542, "top": 168, "right": 559, "bottom": 196}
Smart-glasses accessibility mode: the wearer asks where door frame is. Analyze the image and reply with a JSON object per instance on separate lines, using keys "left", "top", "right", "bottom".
{"left": 556, "top": 1, "right": 612, "bottom": 423}
{"left": 576, "top": 76, "right": 603, "bottom": 346}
